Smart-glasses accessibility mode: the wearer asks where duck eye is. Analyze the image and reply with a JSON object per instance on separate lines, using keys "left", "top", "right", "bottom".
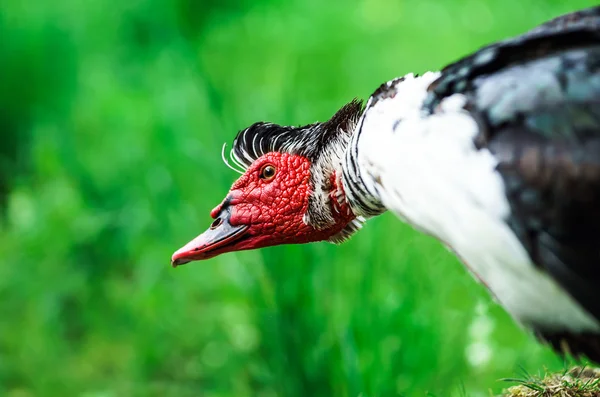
{"left": 259, "top": 164, "right": 276, "bottom": 181}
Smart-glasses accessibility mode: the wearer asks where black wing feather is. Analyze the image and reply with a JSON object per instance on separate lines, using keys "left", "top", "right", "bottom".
{"left": 425, "top": 6, "right": 600, "bottom": 111}
{"left": 425, "top": 7, "right": 600, "bottom": 330}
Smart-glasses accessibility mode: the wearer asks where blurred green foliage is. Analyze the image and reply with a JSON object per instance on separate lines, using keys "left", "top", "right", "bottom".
{"left": 0, "top": 0, "right": 596, "bottom": 396}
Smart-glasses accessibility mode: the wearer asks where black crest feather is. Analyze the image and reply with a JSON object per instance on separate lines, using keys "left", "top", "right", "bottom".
{"left": 232, "top": 99, "right": 364, "bottom": 168}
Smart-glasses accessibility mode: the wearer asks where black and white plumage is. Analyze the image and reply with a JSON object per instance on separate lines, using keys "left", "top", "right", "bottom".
{"left": 173, "top": 6, "right": 600, "bottom": 362}
{"left": 343, "top": 6, "right": 600, "bottom": 362}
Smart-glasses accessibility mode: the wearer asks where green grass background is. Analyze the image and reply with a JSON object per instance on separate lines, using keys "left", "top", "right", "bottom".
{"left": 1, "top": 0, "right": 597, "bottom": 396}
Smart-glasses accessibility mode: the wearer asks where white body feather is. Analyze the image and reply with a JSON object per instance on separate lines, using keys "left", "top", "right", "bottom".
{"left": 353, "top": 73, "right": 600, "bottom": 332}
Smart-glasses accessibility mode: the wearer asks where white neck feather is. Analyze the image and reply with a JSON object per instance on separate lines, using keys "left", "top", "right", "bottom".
{"left": 304, "top": 132, "right": 351, "bottom": 225}
{"left": 347, "top": 71, "right": 600, "bottom": 333}
{"left": 341, "top": 72, "right": 441, "bottom": 219}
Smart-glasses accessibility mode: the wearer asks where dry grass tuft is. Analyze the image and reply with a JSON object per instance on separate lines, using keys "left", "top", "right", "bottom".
{"left": 502, "top": 367, "right": 600, "bottom": 397}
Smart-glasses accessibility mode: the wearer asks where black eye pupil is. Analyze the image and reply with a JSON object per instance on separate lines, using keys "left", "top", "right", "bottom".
{"left": 261, "top": 165, "right": 276, "bottom": 179}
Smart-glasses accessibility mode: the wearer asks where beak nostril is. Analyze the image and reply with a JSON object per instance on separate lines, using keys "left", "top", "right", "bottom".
{"left": 210, "top": 217, "right": 223, "bottom": 230}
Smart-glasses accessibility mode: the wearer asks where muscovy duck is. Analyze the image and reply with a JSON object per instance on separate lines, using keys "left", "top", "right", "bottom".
{"left": 172, "top": 6, "right": 600, "bottom": 362}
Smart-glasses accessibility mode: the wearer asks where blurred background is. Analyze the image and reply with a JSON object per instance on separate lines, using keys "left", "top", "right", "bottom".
{"left": 1, "top": 0, "right": 597, "bottom": 396}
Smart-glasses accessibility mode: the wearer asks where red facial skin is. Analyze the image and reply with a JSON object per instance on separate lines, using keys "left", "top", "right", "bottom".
{"left": 171, "top": 152, "right": 355, "bottom": 265}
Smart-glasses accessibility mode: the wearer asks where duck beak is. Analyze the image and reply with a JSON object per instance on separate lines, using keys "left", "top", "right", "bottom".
{"left": 171, "top": 207, "right": 249, "bottom": 266}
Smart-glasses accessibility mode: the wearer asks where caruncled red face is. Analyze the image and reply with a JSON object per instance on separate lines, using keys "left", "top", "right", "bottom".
{"left": 171, "top": 151, "right": 354, "bottom": 265}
